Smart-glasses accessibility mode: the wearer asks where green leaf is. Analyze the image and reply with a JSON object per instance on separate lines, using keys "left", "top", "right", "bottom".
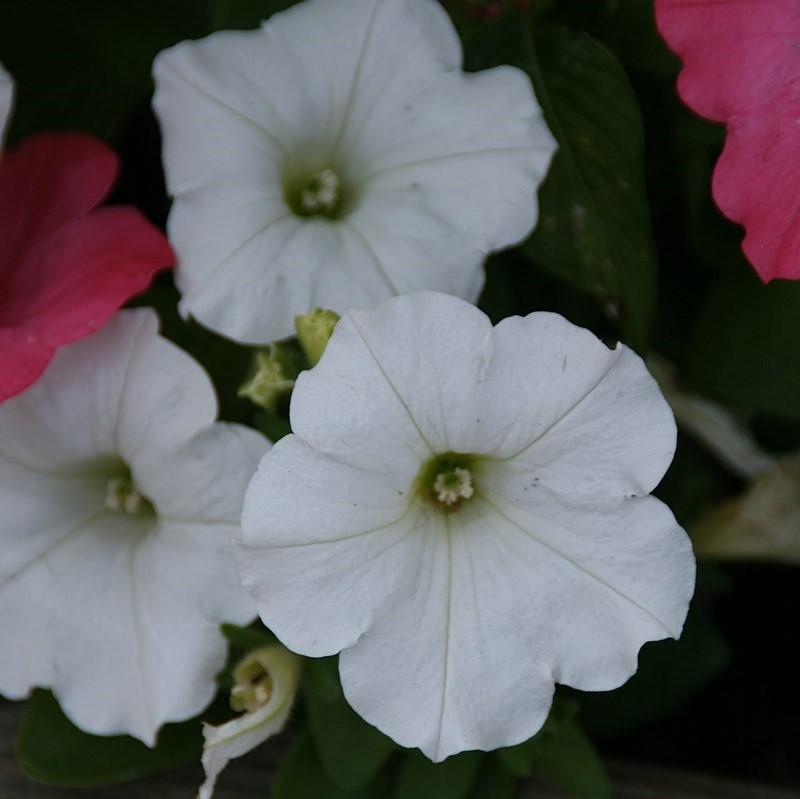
{"left": 221, "top": 622, "right": 276, "bottom": 653}
{"left": 496, "top": 696, "right": 578, "bottom": 778}
{"left": 254, "top": 410, "right": 293, "bottom": 443}
{"left": 271, "top": 731, "right": 394, "bottom": 799}
{"left": 530, "top": 718, "right": 610, "bottom": 799}
{"left": 209, "top": 0, "right": 298, "bottom": 30}
{"left": 303, "top": 657, "right": 397, "bottom": 790}
{"left": 688, "top": 272, "right": 800, "bottom": 421}
{"left": 494, "top": 699, "right": 609, "bottom": 798}
{"left": 1, "top": 0, "right": 207, "bottom": 141}
{"left": 551, "top": 0, "right": 679, "bottom": 77}
{"left": 394, "top": 750, "right": 482, "bottom": 799}
{"left": 469, "top": 760, "right": 516, "bottom": 799}
{"left": 576, "top": 564, "right": 730, "bottom": 736}
{"left": 495, "top": 739, "right": 533, "bottom": 779}
{"left": 16, "top": 690, "right": 202, "bottom": 787}
{"left": 524, "top": 24, "right": 657, "bottom": 350}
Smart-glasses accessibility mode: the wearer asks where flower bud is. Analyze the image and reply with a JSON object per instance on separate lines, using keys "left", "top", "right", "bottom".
{"left": 239, "top": 344, "right": 303, "bottom": 412}
{"left": 294, "top": 308, "right": 339, "bottom": 366}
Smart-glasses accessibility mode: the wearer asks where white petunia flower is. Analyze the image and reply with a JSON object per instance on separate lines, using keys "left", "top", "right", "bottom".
{"left": 0, "top": 62, "right": 14, "bottom": 146}
{"left": 237, "top": 292, "right": 696, "bottom": 761}
{"left": 152, "top": 0, "right": 556, "bottom": 344}
{"left": 0, "top": 309, "right": 267, "bottom": 744}
{"left": 198, "top": 644, "right": 301, "bottom": 799}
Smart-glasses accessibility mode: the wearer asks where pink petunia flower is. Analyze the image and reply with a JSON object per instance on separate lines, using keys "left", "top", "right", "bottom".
{"left": 0, "top": 69, "right": 173, "bottom": 402}
{"left": 656, "top": 0, "right": 800, "bottom": 282}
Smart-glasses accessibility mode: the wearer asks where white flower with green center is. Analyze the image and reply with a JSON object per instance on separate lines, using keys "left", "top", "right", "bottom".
{"left": 0, "top": 309, "right": 268, "bottom": 744}
{"left": 237, "top": 292, "right": 696, "bottom": 761}
{"left": 152, "top": 0, "right": 556, "bottom": 344}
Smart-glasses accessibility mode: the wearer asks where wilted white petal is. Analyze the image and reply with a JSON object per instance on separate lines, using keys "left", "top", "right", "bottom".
{"left": 0, "top": 310, "right": 265, "bottom": 742}
{"left": 0, "top": 62, "right": 13, "bottom": 147}
{"left": 198, "top": 645, "right": 300, "bottom": 799}
{"left": 648, "top": 355, "right": 776, "bottom": 480}
{"left": 240, "top": 292, "right": 694, "bottom": 761}
{"left": 153, "top": 0, "right": 556, "bottom": 343}
{"left": 692, "top": 459, "right": 800, "bottom": 562}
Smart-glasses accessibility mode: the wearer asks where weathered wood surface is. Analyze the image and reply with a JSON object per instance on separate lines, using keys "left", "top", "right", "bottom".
{"left": 2, "top": 701, "right": 798, "bottom": 798}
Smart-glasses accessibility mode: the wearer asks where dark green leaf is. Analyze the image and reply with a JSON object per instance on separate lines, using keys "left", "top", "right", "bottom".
{"left": 469, "top": 759, "right": 516, "bottom": 799}
{"left": 221, "top": 622, "right": 276, "bottom": 653}
{"left": 1, "top": 0, "right": 207, "bottom": 141}
{"left": 654, "top": 434, "right": 721, "bottom": 529}
{"left": 689, "top": 272, "right": 800, "bottom": 421}
{"left": 394, "top": 750, "right": 482, "bottom": 799}
{"left": 495, "top": 739, "right": 533, "bottom": 779}
{"left": 524, "top": 24, "right": 657, "bottom": 350}
{"left": 530, "top": 718, "right": 610, "bottom": 799}
{"left": 303, "top": 657, "right": 397, "bottom": 790}
{"left": 550, "top": 0, "right": 679, "bottom": 77}
{"left": 271, "top": 730, "right": 394, "bottom": 799}
{"left": 496, "top": 696, "right": 578, "bottom": 778}
{"left": 254, "top": 410, "right": 293, "bottom": 442}
{"left": 209, "top": 0, "right": 298, "bottom": 30}
{"left": 16, "top": 690, "right": 202, "bottom": 787}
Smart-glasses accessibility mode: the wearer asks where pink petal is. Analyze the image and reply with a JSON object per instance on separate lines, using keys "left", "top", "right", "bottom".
{"left": 4, "top": 206, "right": 173, "bottom": 345}
{"left": 0, "top": 133, "right": 117, "bottom": 276}
{"left": 0, "top": 133, "right": 173, "bottom": 402}
{"left": 0, "top": 329, "right": 51, "bottom": 404}
{"left": 656, "top": 0, "right": 800, "bottom": 281}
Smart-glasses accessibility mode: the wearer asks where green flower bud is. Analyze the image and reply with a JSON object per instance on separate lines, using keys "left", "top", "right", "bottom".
{"left": 294, "top": 308, "right": 339, "bottom": 366}
{"left": 239, "top": 343, "right": 303, "bottom": 412}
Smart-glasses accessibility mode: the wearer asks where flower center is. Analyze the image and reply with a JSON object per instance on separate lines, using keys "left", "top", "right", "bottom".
{"left": 285, "top": 167, "right": 346, "bottom": 218}
{"left": 301, "top": 168, "right": 340, "bottom": 214}
{"left": 433, "top": 467, "right": 474, "bottom": 506}
{"left": 416, "top": 452, "right": 477, "bottom": 512}
{"left": 230, "top": 651, "right": 274, "bottom": 713}
{"left": 104, "top": 474, "right": 154, "bottom": 516}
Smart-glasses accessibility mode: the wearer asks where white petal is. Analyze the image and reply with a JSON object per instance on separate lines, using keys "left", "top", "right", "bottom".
{"left": 340, "top": 489, "right": 693, "bottom": 761}
{"left": 0, "top": 309, "right": 214, "bottom": 471}
{"left": 0, "top": 62, "right": 13, "bottom": 147}
{"left": 153, "top": 0, "right": 554, "bottom": 343}
{"left": 0, "top": 509, "right": 255, "bottom": 742}
{"left": 0, "top": 465, "right": 106, "bottom": 589}
{"left": 113, "top": 311, "right": 218, "bottom": 466}
{"left": 349, "top": 65, "right": 555, "bottom": 297}
{"left": 460, "top": 312, "right": 675, "bottom": 500}
{"left": 239, "top": 435, "right": 420, "bottom": 656}
{"left": 142, "top": 422, "right": 268, "bottom": 524}
{"left": 175, "top": 214, "right": 395, "bottom": 345}
{"left": 475, "top": 471, "right": 695, "bottom": 681}
{"left": 198, "top": 645, "right": 300, "bottom": 799}
{"left": 338, "top": 503, "right": 552, "bottom": 762}
{"left": 291, "top": 293, "right": 493, "bottom": 466}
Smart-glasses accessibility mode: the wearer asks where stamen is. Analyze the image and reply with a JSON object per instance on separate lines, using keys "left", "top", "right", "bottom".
{"left": 105, "top": 476, "right": 151, "bottom": 516}
{"left": 300, "top": 168, "right": 341, "bottom": 214}
{"left": 433, "top": 466, "right": 474, "bottom": 507}
{"left": 230, "top": 653, "right": 274, "bottom": 713}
